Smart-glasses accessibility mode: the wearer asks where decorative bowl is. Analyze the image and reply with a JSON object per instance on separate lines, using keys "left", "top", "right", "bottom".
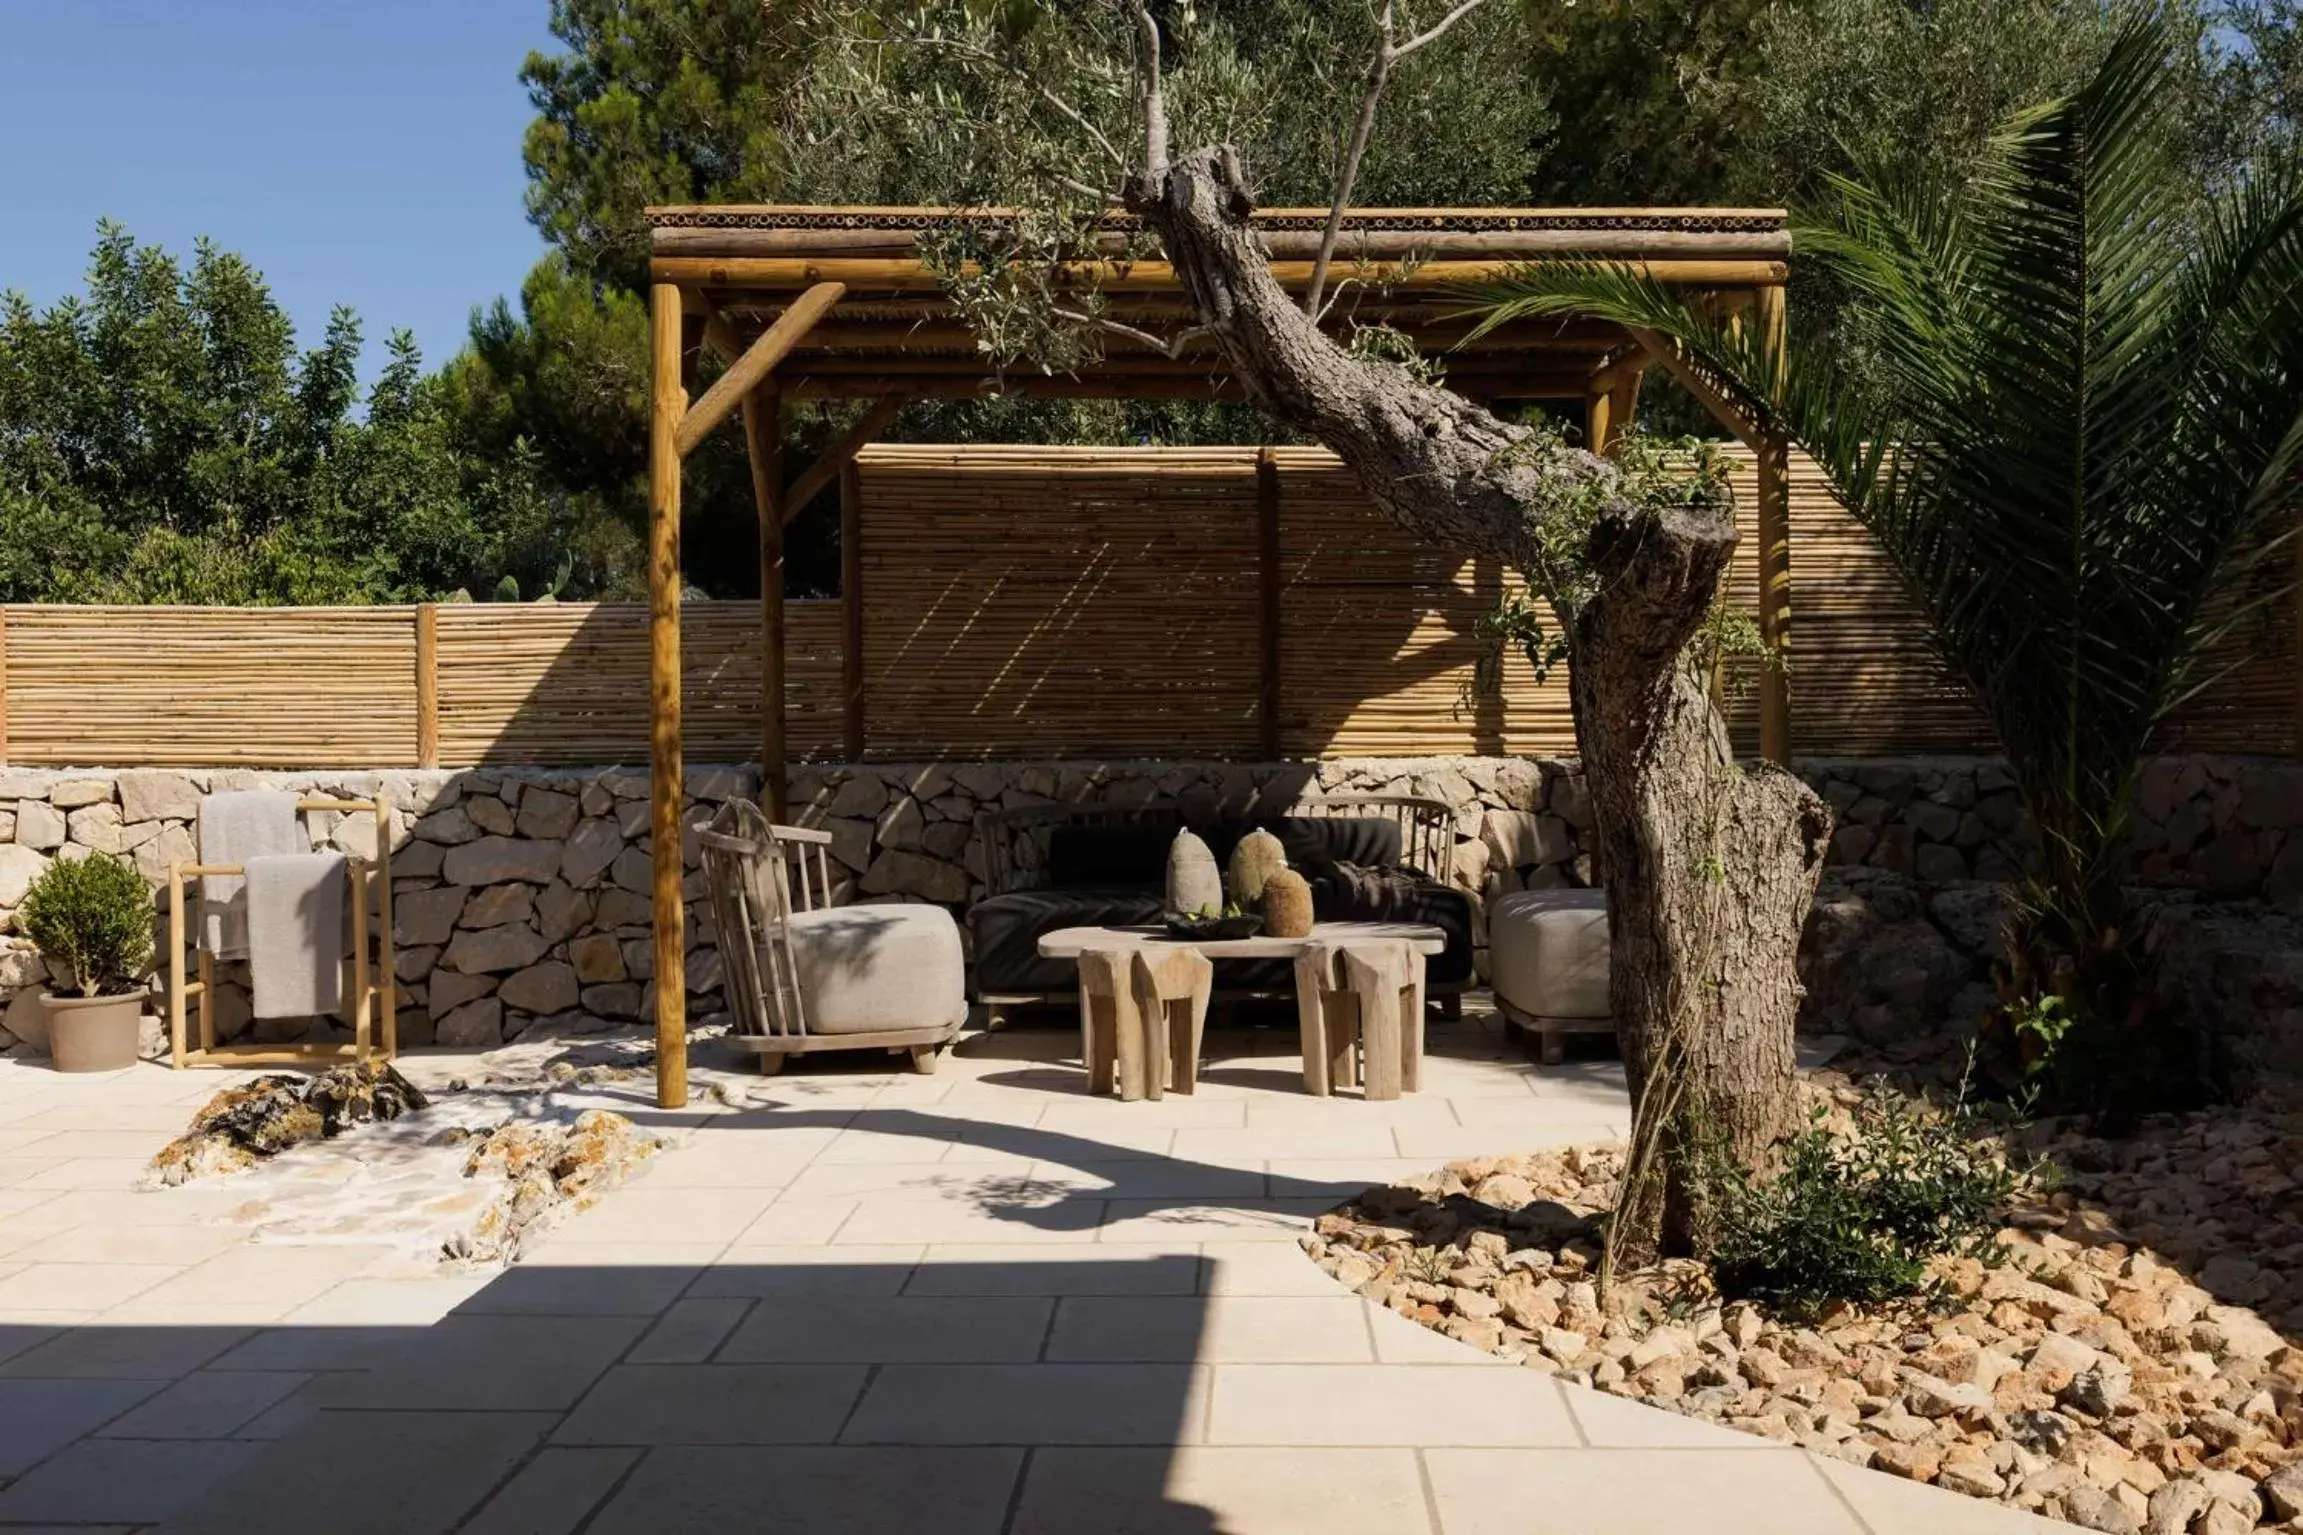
{"left": 1163, "top": 912, "right": 1263, "bottom": 941}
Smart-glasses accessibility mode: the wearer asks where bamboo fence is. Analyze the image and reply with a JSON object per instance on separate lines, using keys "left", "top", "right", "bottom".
{"left": 0, "top": 444, "right": 2290, "bottom": 768}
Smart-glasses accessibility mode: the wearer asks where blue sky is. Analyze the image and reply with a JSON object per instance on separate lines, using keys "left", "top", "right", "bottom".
{"left": 1, "top": 0, "right": 553, "bottom": 387}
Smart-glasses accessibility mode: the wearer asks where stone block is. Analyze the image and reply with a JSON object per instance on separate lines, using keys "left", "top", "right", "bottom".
{"left": 0, "top": 770, "right": 52, "bottom": 801}
{"left": 594, "top": 888, "right": 651, "bottom": 930}
{"left": 860, "top": 848, "right": 970, "bottom": 903}
{"left": 443, "top": 923, "right": 550, "bottom": 975}
{"left": 581, "top": 982, "right": 643, "bottom": 1019}
{"left": 132, "top": 823, "right": 196, "bottom": 882}
{"left": 610, "top": 847, "right": 652, "bottom": 894}
{"left": 624, "top": 938, "right": 654, "bottom": 980}
{"left": 568, "top": 933, "right": 627, "bottom": 984}
{"left": 395, "top": 945, "right": 439, "bottom": 983}
{"left": 0, "top": 844, "right": 51, "bottom": 908}
{"left": 437, "top": 996, "right": 504, "bottom": 1048}
{"left": 921, "top": 820, "right": 971, "bottom": 860}
{"left": 820, "top": 816, "right": 874, "bottom": 873}
{"left": 116, "top": 769, "right": 201, "bottom": 823}
{"left": 536, "top": 881, "right": 591, "bottom": 943}
{"left": 396, "top": 886, "right": 467, "bottom": 947}
{"left": 578, "top": 778, "right": 615, "bottom": 818}
{"left": 65, "top": 802, "right": 125, "bottom": 853}
{"left": 826, "top": 774, "right": 891, "bottom": 819}
{"left": 329, "top": 813, "right": 381, "bottom": 861}
{"left": 1830, "top": 825, "right": 1876, "bottom": 865}
{"left": 1913, "top": 844, "right": 1969, "bottom": 885}
{"left": 49, "top": 779, "right": 113, "bottom": 809}
{"left": 443, "top": 837, "right": 562, "bottom": 887}
{"left": 14, "top": 800, "right": 66, "bottom": 851}
{"left": 414, "top": 805, "right": 481, "bottom": 845}
{"left": 2238, "top": 765, "right": 2303, "bottom": 832}
{"left": 395, "top": 840, "right": 446, "bottom": 879}
{"left": 517, "top": 788, "right": 579, "bottom": 841}
{"left": 1480, "top": 810, "right": 1572, "bottom": 870}
{"left": 686, "top": 945, "right": 723, "bottom": 996}
{"left": 560, "top": 818, "right": 623, "bottom": 888}
{"left": 460, "top": 883, "right": 535, "bottom": 931}
{"left": 499, "top": 961, "right": 579, "bottom": 1015}
{"left": 466, "top": 796, "right": 516, "bottom": 836}
{"left": 428, "top": 969, "right": 497, "bottom": 1020}
{"left": 1908, "top": 801, "right": 1961, "bottom": 842}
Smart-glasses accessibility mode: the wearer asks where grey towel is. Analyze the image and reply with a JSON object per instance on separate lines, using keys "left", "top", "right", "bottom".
{"left": 245, "top": 852, "right": 346, "bottom": 1021}
{"left": 200, "top": 791, "right": 304, "bottom": 959}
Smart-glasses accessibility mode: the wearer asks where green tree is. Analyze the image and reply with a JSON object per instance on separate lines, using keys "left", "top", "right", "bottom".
{"left": 1468, "top": 15, "right": 2303, "bottom": 1117}
{"left": 0, "top": 225, "right": 581, "bottom": 605}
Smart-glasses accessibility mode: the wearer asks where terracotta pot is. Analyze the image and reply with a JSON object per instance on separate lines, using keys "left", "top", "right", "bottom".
{"left": 40, "top": 991, "right": 144, "bottom": 1073}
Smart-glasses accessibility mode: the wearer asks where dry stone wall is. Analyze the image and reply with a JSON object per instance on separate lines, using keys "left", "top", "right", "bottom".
{"left": 0, "top": 753, "right": 2296, "bottom": 1055}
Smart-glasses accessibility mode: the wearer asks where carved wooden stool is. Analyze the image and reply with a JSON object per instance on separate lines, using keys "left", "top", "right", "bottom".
{"left": 1079, "top": 945, "right": 1213, "bottom": 1101}
{"left": 1293, "top": 939, "right": 1425, "bottom": 1101}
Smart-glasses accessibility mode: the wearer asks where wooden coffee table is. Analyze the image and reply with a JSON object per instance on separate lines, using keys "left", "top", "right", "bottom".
{"left": 1037, "top": 922, "right": 1447, "bottom": 1101}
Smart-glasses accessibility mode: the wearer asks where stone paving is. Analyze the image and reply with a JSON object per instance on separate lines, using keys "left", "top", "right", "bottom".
{"left": 0, "top": 1008, "right": 2074, "bottom": 1532}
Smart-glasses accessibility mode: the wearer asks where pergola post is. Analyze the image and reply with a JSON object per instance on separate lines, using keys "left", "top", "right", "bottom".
{"left": 647, "top": 281, "right": 689, "bottom": 1111}
{"left": 742, "top": 382, "right": 789, "bottom": 821}
{"left": 1753, "top": 284, "right": 1792, "bottom": 764}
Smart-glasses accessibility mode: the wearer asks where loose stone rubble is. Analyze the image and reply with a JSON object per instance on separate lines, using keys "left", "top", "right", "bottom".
{"left": 140, "top": 1038, "right": 680, "bottom": 1266}
{"left": 147, "top": 1062, "right": 429, "bottom": 1184}
{"left": 1305, "top": 1089, "right": 2303, "bottom": 1531}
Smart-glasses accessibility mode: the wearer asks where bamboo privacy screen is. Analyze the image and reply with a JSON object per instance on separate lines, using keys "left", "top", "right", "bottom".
{"left": 0, "top": 443, "right": 2291, "bottom": 768}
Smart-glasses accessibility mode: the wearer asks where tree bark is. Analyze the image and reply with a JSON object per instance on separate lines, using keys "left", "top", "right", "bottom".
{"left": 1132, "top": 149, "right": 1832, "bottom": 1261}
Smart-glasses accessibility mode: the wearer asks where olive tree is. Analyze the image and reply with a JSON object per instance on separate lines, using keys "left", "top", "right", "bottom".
{"left": 797, "top": 0, "right": 1831, "bottom": 1262}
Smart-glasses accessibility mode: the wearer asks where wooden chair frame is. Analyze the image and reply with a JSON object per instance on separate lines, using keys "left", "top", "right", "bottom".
{"left": 166, "top": 794, "right": 395, "bottom": 1070}
{"left": 700, "top": 798, "right": 960, "bottom": 1075}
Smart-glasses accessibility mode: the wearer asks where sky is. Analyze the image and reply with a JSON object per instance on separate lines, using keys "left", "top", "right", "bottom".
{"left": 0, "top": 0, "right": 553, "bottom": 388}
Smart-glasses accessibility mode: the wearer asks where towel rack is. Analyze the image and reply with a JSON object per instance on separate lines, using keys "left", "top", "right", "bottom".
{"left": 165, "top": 795, "right": 396, "bottom": 1070}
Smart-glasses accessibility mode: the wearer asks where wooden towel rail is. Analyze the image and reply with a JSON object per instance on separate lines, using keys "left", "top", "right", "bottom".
{"left": 165, "top": 795, "right": 397, "bottom": 1070}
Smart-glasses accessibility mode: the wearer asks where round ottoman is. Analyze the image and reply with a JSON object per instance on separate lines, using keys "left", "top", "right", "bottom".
{"left": 1486, "top": 887, "right": 1611, "bottom": 1063}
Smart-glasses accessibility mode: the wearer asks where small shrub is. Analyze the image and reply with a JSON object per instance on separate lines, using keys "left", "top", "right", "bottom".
{"left": 17, "top": 852, "right": 154, "bottom": 997}
{"left": 1692, "top": 1078, "right": 2029, "bottom": 1317}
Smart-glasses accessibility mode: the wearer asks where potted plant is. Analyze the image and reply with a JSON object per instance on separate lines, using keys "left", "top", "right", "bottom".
{"left": 17, "top": 852, "right": 154, "bottom": 1072}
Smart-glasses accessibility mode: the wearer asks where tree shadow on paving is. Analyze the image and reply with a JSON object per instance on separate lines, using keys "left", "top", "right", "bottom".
{"left": 0, "top": 1257, "right": 1226, "bottom": 1534}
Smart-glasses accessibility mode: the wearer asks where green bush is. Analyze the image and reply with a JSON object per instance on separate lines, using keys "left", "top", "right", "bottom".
{"left": 1693, "top": 1079, "right": 2028, "bottom": 1317}
{"left": 17, "top": 853, "right": 154, "bottom": 997}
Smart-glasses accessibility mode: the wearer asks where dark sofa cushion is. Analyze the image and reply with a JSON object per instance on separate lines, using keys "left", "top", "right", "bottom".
{"left": 1045, "top": 822, "right": 1179, "bottom": 890}
{"left": 969, "top": 888, "right": 1165, "bottom": 996}
{"left": 1309, "top": 862, "right": 1476, "bottom": 985}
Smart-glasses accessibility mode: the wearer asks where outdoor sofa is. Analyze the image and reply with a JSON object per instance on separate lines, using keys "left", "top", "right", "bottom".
{"left": 967, "top": 794, "right": 1474, "bottom": 1020}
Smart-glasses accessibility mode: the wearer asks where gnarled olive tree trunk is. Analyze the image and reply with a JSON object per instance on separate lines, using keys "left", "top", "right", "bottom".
{"left": 1134, "top": 149, "right": 1833, "bottom": 1261}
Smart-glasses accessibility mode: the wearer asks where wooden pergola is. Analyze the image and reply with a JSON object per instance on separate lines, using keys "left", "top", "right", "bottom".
{"left": 641, "top": 203, "right": 1795, "bottom": 1108}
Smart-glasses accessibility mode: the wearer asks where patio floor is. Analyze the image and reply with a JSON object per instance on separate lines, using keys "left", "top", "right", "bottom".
{"left": 0, "top": 1005, "right": 2069, "bottom": 1533}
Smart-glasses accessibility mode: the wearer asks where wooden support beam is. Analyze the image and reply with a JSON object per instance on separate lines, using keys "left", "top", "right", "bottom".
{"left": 673, "top": 281, "right": 845, "bottom": 458}
{"left": 1627, "top": 326, "right": 1761, "bottom": 451}
{"left": 652, "top": 256, "right": 1789, "bottom": 293}
{"left": 653, "top": 224, "right": 1797, "bottom": 260}
{"left": 741, "top": 382, "right": 790, "bottom": 821}
{"left": 841, "top": 459, "right": 867, "bottom": 762}
{"left": 1584, "top": 390, "right": 1615, "bottom": 457}
{"left": 414, "top": 603, "right": 439, "bottom": 769}
{"left": 782, "top": 395, "right": 905, "bottom": 526}
{"left": 647, "top": 281, "right": 689, "bottom": 1112}
{"left": 1256, "top": 447, "right": 1283, "bottom": 759}
{"left": 1753, "top": 285, "right": 1793, "bottom": 764}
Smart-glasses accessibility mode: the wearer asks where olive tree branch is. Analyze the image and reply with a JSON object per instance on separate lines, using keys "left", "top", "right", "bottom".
{"left": 1302, "top": 0, "right": 1493, "bottom": 319}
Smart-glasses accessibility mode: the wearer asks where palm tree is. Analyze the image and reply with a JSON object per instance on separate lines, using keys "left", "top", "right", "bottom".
{"left": 1459, "top": 14, "right": 2303, "bottom": 1113}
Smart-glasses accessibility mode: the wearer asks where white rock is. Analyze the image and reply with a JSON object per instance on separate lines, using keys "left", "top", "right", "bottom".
{"left": 115, "top": 770, "right": 201, "bottom": 823}
{"left": 0, "top": 845, "right": 50, "bottom": 907}
{"left": 13, "top": 801, "right": 66, "bottom": 852}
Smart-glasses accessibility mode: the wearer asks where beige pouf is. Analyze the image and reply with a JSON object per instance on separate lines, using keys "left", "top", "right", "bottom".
{"left": 789, "top": 904, "right": 969, "bottom": 1035}
{"left": 1487, "top": 887, "right": 1611, "bottom": 1063}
